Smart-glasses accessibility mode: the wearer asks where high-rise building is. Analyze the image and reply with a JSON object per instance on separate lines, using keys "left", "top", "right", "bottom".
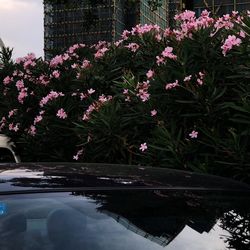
{"left": 44, "top": 0, "right": 168, "bottom": 60}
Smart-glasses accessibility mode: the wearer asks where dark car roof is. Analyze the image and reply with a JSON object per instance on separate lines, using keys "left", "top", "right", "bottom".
{"left": 0, "top": 163, "right": 249, "bottom": 195}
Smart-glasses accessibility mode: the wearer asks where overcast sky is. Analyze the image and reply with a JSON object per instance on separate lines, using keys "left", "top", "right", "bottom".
{"left": 0, "top": 0, "right": 43, "bottom": 59}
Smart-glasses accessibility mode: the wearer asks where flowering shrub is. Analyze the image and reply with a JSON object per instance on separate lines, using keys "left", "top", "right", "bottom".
{"left": 1, "top": 10, "right": 250, "bottom": 182}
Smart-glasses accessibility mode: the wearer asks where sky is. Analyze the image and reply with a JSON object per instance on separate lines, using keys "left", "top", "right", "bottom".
{"left": 0, "top": 0, "right": 43, "bottom": 59}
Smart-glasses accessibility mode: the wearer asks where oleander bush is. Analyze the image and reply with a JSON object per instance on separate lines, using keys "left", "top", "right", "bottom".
{"left": 1, "top": 10, "right": 250, "bottom": 182}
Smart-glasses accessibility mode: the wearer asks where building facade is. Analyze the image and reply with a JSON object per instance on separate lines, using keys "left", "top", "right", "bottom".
{"left": 192, "top": 0, "right": 250, "bottom": 16}
{"left": 44, "top": 0, "right": 168, "bottom": 60}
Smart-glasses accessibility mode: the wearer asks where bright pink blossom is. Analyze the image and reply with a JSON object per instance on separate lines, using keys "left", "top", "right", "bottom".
{"left": 146, "top": 70, "right": 154, "bottom": 79}
{"left": 18, "top": 88, "right": 28, "bottom": 104}
{"left": 125, "top": 43, "right": 140, "bottom": 52}
{"left": 189, "top": 130, "right": 198, "bottom": 138}
{"left": 161, "top": 47, "right": 177, "bottom": 60}
{"left": 221, "top": 35, "right": 242, "bottom": 56}
{"left": 56, "top": 108, "right": 67, "bottom": 119}
{"left": 151, "top": 109, "right": 157, "bottom": 116}
{"left": 3, "top": 76, "right": 13, "bottom": 85}
{"left": 165, "top": 80, "right": 179, "bottom": 90}
{"left": 87, "top": 88, "right": 95, "bottom": 95}
{"left": 94, "top": 47, "right": 109, "bottom": 59}
{"left": 28, "top": 125, "right": 36, "bottom": 136}
{"left": 16, "top": 80, "right": 25, "bottom": 90}
{"left": 139, "top": 143, "right": 148, "bottom": 152}
{"left": 52, "top": 70, "right": 60, "bottom": 78}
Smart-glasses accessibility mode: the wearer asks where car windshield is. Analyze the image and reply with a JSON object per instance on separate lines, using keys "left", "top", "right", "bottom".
{"left": 0, "top": 190, "right": 249, "bottom": 250}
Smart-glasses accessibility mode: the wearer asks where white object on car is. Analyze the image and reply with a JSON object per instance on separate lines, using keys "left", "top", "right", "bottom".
{"left": 0, "top": 134, "right": 20, "bottom": 163}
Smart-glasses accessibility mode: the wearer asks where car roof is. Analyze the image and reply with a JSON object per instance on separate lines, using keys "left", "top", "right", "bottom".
{"left": 0, "top": 163, "right": 249, "bottom": 195}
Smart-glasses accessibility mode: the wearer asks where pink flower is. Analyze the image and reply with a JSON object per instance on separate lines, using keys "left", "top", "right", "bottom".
{"left": 73, "top": 148, "right": 84, "bottom": 161}
{"left": 16, "top": 80, "right": 25, "bottom": 90}
{"left": 3, "top": 76, "right": 13, "bottom": 85}
{"left": 151, "top": 109, "right": 157, "bottom": 116}
{"left": 165, "top": 80, "right": 179, "bottom": 90}
{"left": 94, "top": 47, "right": 109, "bottom": 59}
{"left": 52, "top": 70, "right": 60, "bottom": 78}
{"left": 56, "top": 108, "right": 67, "bottom": 119}
{"left": 28, "top": 125, "right": 36, "bottom": 136}
{"left": 71, "top": 63, "right": 78, "bottom": 69}
{"left": 184, "top": 75, "right": 192, "bottom": 82}
{"left": 125, "top": 43, "right": 140, "bottom": 52}
{"left": 50, "top": 55, "right": 64, "bottom": 68}
{"left": 34, "top": 115, "right": 43, "bottom": 125}
{"left": 156, "top": 56, "right": 165, "bottom": 65}
{"left": 8, "top": 109, "right": 17, "bottom": 118}
{"left": 81, "top": 60, "right": 91, "bottom": 69}
{"left": 9, "top": 123, "right": 19, "bottom": 132}
{"left": 239, "top": 30, "right": 246, "bottom": 38}
{"left": 139, "top": 143, "right": 148, "bottom": 152}
{"left": 189, "top": 130, "right": 198, "bottom": 138}
{"left": 197, "top": 78, "right": 203, "bottom": 85}
{"left": 221, "top": 35, "right": 242, "bottom": 56}
{"left": 87, "top": 88, "right": 95, "bottom": 95}
{"left": 18, "top": 88, "right": 28, "bottom": 104}
{"left": 123, "top": 89, "right": 129, "bottom": 94}
{"left": 146, "top": 70, "right": 154, "bottom": 79}
{"left": 122, "top": 30, "right": 130, "bottom": 40}
{"left": 161, "top": 47, "right": 177, "bottom": 60}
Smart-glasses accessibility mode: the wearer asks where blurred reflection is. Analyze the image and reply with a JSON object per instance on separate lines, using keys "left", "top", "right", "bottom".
{"left": 220, "top": 210, "right": 250, "bottom": 250}
{"left": 0, "top": 190, "right": 249, "bottom": 250}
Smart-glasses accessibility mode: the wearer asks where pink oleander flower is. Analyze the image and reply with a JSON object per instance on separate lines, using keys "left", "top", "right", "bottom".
{"left": 161, "top": 47, "right": 177, "bottom": 59}
{"left": 136, "top": 80, "right": 150, "bottom": 102}
{"left": 71, "top": 63, "right": 78, "bottom": 69}
{"left": 52, "top": 70, "right": 60, "bottom": 78}
{"left": 114, "top": 39, "right": 123, "bottom": 47}
{"left": 122, "top": 30, "right": 130, "bottom": 40}
{"left": 156, "top": 56, "right": 165, "bottom": 65}
{"left": 94, "top": 47, "right": 109, "bottom": 59}
{"left": 56, "top": 108, "right": 67, "bottom": 119}
{"left": 8, "top": 109, "right": 17, "bottom": 118}
{"left": 28, "top": 125, "right": 36, "bottom": 136}
{"left": 123, "top": 89, "right": 129, "bottom": 94}
{"left": 50, "top": 55, "right": 64, "bottom": 68}
{"left": 239, "top": 30, "right": 246, "bottom": 38}
{"left": 3, "top": 76, "right": 13, "bottom": 85}
{"left": 184, "top": 75, "right": 192, "bottom": 82}
{"left": 139, "top": 143, "right": 148, "bottom": 152}
{"left": 221, "top": 35, "right": 242, "bottom": 56}
{"left": 38, "top": 74, "right": 50, "bottom": 85}
{"left": 63, "top": 53, "right": 70, "bottom": 61}
{"left": 34, "top": 115, "right": 43, "bottom": 125}
{"left": 146, "top": 69, "right": 155, "bottom": 79}
{"left": 151, "top": 109, "right": 157, "bottom": 116}
{"left": 87, "top": 88, "right": 95, "bottom": 95}
{"left": 165, "top": 80, "right": 179, "bottom": 90}
{"left": 81, "top": 60, "right": 91, "bottom": 69}
{"left": 189, "top": 130, "right": 198, "bottom": 139}
{"left": 125, "top": 43, "right": 140, "bottom": 52}
{"left": 23, "top": 59, "right": 36, "bottom": 69}
{"left": 73, "top": 148, "right": 84, "bottom": 161}
{"left": 9, "top": 123, "right": 19, "bottom": 132}
{"left": 98, "top": 94, "right": 112, "bottom": 103}
{"left": 18, "top": 88, "right": 28, "bottom": 104}
{"left": 39, "top": 91, "right": 64, "bottom": 107}
{"left": 16, "top": 80, "right": 25, "bottom": 90}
